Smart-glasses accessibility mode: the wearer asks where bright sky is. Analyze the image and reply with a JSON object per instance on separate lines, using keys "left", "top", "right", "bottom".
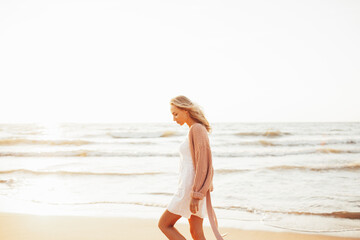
{"left": 1, "top": 0, "right": 359, "bottom": 123}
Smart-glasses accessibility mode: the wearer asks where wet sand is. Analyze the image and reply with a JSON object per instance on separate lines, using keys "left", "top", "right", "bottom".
{"left": 0, "top": 212, "right": 359, "bottom": 240}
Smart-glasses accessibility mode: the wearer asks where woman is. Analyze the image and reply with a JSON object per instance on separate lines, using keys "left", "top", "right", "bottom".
{"left": 158, "top": 96, "right": 224, "bottom": 240}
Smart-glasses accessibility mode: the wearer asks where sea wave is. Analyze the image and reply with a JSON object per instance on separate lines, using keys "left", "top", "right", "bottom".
{"left": 1, "top": 147, "right": 359, "bottom": 158}
{"left": 288, "top": 211, "right": 360, "bottom": 220}
{"left": 266, "top": 163, "right": 360, "bottom": 172}
{"left": 216, "top": 169, "right": 248, "bottom": 174}
{"left": 143, "top": 192, "right": 174, "bottom": 196}
{"left": 0, "top": 169, "right": 164, "bottom": 177}
{"left": 214, "top": 139, "right": 360, "bottom": 147}
{"left": 109, "top": 130, "right": 178, "bottom": 139}
{"left": 0, "top": 150, "right": 178, "bottom": 158}
{"left": 2, "top": 164, "right": 358, "bottom": 179}
{"left": 0, "top": 178, "right": 15, "bottom": 184}
{"left": 316, "top": 148, "right": 353, "bottom": 154}
{"left": 235, "top": 131, "right": 291, "bottom": 137}
{"left": 0, "top": 138, "right": 91, "bottom": 146}
{"left": 214, "top": 148, "right": 360, "bottom": 158}
{"left": 258, "top": 140, "right": 275, "bottom": 146}
{"left": 1, "top": 137, "right": 358, "bottom": 149}
{"left": 217, "top": 205, "right": 360, "bottom": 220}
{"left": 30, "top": 199, "right": 167, "bottom": 208}
{"left": 215, "top": 163, "right": 360, "bottom": 175}
{"left": 18, "top": 196, "right": 360, "bottom": 221}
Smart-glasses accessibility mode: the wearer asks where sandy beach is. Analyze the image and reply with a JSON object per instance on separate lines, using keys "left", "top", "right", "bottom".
{"left": 0, "top": 212, "right": 358, "bottom": 240}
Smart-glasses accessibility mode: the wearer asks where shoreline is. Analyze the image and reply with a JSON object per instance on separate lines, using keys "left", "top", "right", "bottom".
{"left": 0, "top": 212, "right": 359, "bottom": 240}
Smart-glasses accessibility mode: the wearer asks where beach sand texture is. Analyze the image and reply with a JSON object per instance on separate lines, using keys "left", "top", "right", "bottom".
{"left": 0, "top": 212, "right": 359, "bottom": 240}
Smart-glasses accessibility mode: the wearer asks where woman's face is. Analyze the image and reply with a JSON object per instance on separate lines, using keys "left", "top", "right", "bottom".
{"left": 170, "top": 104, "right": 188, "bottom": 126}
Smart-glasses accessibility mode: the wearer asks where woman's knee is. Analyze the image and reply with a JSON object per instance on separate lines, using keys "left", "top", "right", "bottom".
{"left": 158, "top": 217, "right": 163, "bottom": 229}
{"left": 190, "top": 227, "right": 205, "bottom": 240}
{"left": 158, "top": 210, "right": 178, "bottom": 231}
{"left": 158, "top": 217, "right": 170, "bottom": 231}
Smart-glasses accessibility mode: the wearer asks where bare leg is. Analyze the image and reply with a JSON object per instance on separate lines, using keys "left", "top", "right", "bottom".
{"left": 158, "top": 210, "right": 186, "bottom": 240}
{"left": 189, "top": 215, "right": 206, "bottom": 240}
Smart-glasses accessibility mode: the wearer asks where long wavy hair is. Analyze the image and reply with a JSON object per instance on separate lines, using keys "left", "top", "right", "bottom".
{"left": 170, "top": 95, "right": 211, "bottom": 132}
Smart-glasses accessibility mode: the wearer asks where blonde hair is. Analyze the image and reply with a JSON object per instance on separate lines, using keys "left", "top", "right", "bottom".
{"left": 170, "top": 95, "right": 211, "bottom": 132}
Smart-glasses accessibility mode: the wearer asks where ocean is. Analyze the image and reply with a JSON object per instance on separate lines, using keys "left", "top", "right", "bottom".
{"left": 0, "top": 122, "right": 359, "bottom": 237}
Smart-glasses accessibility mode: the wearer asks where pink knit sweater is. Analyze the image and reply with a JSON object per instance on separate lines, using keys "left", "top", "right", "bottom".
{"left": 188, "top": 123, "right": 225, "bottom": 240}
{"left": 188, "top": 123, "right": 214, "bottom": 200}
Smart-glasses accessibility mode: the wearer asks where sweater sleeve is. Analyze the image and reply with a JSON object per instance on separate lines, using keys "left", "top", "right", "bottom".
{"left": 189, "top": 124, "right": 214, "bottom": 200}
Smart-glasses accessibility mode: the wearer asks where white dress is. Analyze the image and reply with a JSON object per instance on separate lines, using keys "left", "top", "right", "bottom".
{"left": 167, "top": 134, "right": 207, "bottom": 219}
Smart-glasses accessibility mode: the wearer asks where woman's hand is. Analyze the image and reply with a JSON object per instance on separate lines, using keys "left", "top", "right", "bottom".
{"left": 190, "top": 198, "right": 200, "bottom": 214}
